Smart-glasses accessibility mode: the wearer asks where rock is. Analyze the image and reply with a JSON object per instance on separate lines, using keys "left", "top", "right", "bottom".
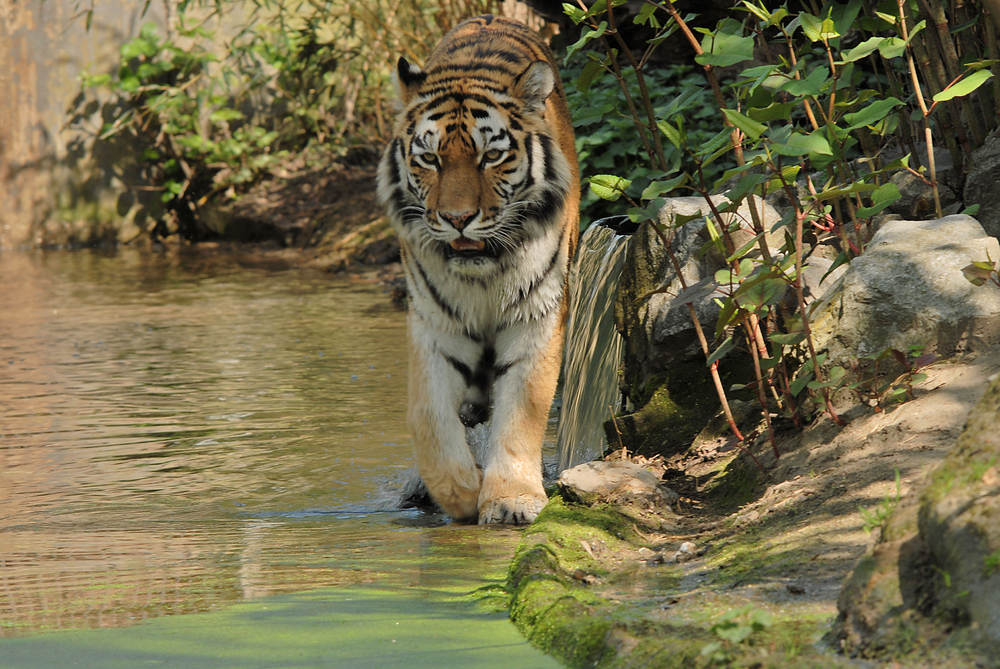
{"left": 612, "top": 195, "right": 781, "bottom": 456}
{"left": 831, "top": 373, "right": 1000, "bottom": 659}
{"left": 917, "top": 374, "right": 1000, "bottom": 644}
{"left": 964, "top": 128, "right": 1000, "bottom": 238}
{"left": 615, "top": 195, "right": 782, "bottom": 405}
{"left": 674, "top": 541, "right": 698, "bottom": 563}
{"left": 888, "top": 168, "right": 959, "bottom": 221}
{"left": 813, "top": 215, "right": 1000, "bottom": 367}
{"left": 799, "top": 254, "right": 847, "bottom": 302}
{"left": 558, "top": 460, "right": 679, "bottom": 510}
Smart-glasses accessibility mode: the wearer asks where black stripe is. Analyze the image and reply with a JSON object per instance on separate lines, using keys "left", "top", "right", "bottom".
{"left": 473, "top": 346, "right": 496, "bottom": 391}
{"left": 444, "top": 344, "right": 498, "bottom": 396}
{"left": 386, "top": 138, "right": 403, "bottom": 186}
{"left": 412, "top": 256, "right": 460, "bottom": 321}
{"left": 422, "top": 91, "right": 497, "bottom": 110}
{"left": 537, "top": 134, "right": 558, "bottom": 182}
{"left": 444, "top": 354, "right": 474, "bottom": 385}
{"left": 524, "top": 134, "right": 534, "bottom": 190}
{"left": 429, "top": 62, "right": 518, "bottom": 77}
{"left": 517, "top": 224, "right": 566, "bottom": 302}
{"left": 535, "top": 189, "right": 563, "bottom": 221}
{"left": 473, "top": 47, "right": 522, "bottom": 64}
{"left": 495, "top": 359, "right": 517, "bottom": 379}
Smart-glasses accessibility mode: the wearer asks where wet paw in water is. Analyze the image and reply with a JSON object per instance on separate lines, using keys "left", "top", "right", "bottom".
{"left": 478, "top": 494, "right": 547, "bottom": 525}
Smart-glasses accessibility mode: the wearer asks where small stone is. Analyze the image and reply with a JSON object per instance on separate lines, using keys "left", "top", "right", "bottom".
{"left": 678, "top": 541, "right": 697, "bottom": 554}
{"left": 558, "top": 460, "right": 677, "bottom": 509}
{"left": 786, "top": 583, "right": 806, "bottom": 595}
{"left": 637, "top": 547, "right": 656, "bottom": 558}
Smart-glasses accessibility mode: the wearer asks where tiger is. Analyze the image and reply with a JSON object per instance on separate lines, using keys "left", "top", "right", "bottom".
{"left": 376, "top": 15, "right": 580, "bottom": 525}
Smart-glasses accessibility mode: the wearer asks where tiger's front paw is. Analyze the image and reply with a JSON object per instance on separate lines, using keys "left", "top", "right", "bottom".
{"left": 423, "top": 466, "right": 482, "bottom": 523}
{"left": 478, "top": 493, "right": 548, "bottom": 525}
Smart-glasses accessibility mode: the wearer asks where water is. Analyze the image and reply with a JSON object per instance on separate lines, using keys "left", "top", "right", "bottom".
{"left": 557, "top": 222, "right": 632, "bottom": 471}
{"left": 0, "top": 248, "right": 554, "bottom": 665}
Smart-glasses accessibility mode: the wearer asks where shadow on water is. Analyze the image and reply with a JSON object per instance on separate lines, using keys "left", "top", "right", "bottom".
{"left": 0, "top": 248, "right": 555, "bottom": 666}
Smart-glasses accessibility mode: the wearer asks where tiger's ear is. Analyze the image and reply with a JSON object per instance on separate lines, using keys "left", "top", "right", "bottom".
{"left": 394, "top": 57, "right": 427, "bottom": 105}
{"left": 514, "top": 61, "right": 555, "bottom": 112}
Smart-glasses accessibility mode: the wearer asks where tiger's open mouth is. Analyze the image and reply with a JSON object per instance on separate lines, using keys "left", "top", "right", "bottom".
{"left": 444, "top": 237, "right": 500, "bottom": 260}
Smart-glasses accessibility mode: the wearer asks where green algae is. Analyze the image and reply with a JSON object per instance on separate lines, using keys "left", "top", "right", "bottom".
{"left": 0, "top": 584, "right": 559, "bottom": 669}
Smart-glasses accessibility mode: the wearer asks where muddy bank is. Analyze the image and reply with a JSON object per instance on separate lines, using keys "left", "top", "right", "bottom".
{"left": 506, "top": 351, "right": 1000, "bottom": 667}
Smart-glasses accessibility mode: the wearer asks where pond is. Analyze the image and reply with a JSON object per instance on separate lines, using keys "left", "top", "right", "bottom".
{"left": 0, "top": 248, "right": 557, "bottom": 667}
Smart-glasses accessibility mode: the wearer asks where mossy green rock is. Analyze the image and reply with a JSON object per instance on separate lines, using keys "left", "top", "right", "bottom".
{"left": 832, "top": 373, "right": 1000, "bottom": 661}
{"left": 918, "top": 372, "right": 1000, "bottom": 644}
{"left": 611, "top": 366, "right": 721, "bottom": 458}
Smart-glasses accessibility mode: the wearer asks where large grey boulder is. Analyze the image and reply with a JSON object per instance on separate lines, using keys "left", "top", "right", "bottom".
{"left": 832, "top": 373, "right": 1000, "bottom": 659}
{"left": 964, "top": 128, "right": 1000, "bottom": 239}
{"left": 813, "top": 215, "right": 1000, "bottom": 366}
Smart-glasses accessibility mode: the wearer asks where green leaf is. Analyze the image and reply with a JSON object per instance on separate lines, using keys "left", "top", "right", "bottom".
{"left": 747, "top": 101, "right": 795, "bottom": 122}
{"left": 789, "top": 366, "right": 814, "bottom": 396}
{"left": 820, "top": 250, "right": 850, "bottom": 285}
{"left": 770, "top": 130, "right": 833, "bottom": 157}
{"left": 714, "top": 298, "right": 740, "bottom": 337}
{"left": 640, "top": 174, "right": 687, "bottom": 200}
{"left": 856, "top": 182, "right": 901, "bottom": 217}
{"left": 727, "top": 233, "right": 764, "bottom": 261}
{"left": 82, "top": 72, "right": 112, "bottom": 88}
{"left": 933, "top": 70, "right": 994, "bottom": 102}
{"left": 800, "top": 13, "right": 839, "bottom": 41}
{"left": 778, "top": 67, "right": 829, "bottom": 97}
{"left": 769, "top": 331, "right": 806, "bottom": 346}
{"left": 723, "top": 172, "right": 768, "bottom": 205}
{"left": 210, "top": 108, "right": 244, "bottom": 123}
{"left": 706, "top": 335, "right": 735, "bottom": 367}
{"left": 962, "top": 260, "right": 998, "bottom": 286}
{"left": 566, "top": 21, "right": 607, "bottom": 60}
{"left": 627, "top": 198, "right": 666, "bottom": 223}
{"left": 589, "top": 174, "right": 632, "bottom": 201}
{"left": 696, "top": 21, "right": 754, "bottom": 67}
{"left": 657, "top": 119, "right": 683, "bottom": 149}
{"left": 562, "top": 2, "right": 586, "bottom": 23}
{"left": 722, "top": 108, "right": 767, "bottom": 140}
{"left": 878, "top": 36, "right": 907, "bottom": 59}
{"left": 839, "top": 36, "right": 886, "bottom": 62}
{"left": 576, "top": 58, "right": 605, "bottom": 92}
{"left": 842, "top": 97, "right": 903, "bottom": 130}
{"left": 635, "top": 1, "right": 657, "bottom": 25}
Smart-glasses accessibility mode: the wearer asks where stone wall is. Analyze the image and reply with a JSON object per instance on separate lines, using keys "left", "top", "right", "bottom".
{"left": 0, "top": 0, "right": 165, "bottom": 249}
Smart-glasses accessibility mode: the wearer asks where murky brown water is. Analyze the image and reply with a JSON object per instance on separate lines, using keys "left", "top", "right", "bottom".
{"left": 0, "top": 248, "right": 524, "bottom": 637}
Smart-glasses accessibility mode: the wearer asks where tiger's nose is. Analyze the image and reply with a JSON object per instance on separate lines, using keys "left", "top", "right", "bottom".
{"left": 438, "top": 210, "right": 478, "bottom": 231}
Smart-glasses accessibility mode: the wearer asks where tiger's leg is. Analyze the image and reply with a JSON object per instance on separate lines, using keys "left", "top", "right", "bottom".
{"left": 477, "top": 311, "right": 563, "bottom": 525}
{"left": 408, "top": 315, "right": 483, "bottom": 522}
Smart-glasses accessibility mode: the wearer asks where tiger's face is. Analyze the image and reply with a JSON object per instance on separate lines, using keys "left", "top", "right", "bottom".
{"left": 380, "top": 59, "right": 571, "bottom": 276}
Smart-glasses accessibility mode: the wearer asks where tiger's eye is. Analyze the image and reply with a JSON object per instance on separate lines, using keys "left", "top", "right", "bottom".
{"left": 482, "top": 149, "right": 504, "bottom": 163}
{"left": 418, "top": 153, "right": 440, "bottom": 169}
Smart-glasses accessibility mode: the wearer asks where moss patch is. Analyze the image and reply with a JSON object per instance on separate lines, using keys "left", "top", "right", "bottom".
{"left": 507, "top": 495, "right": 853, "bottom": 668}
{"left": 613, "top": 362, "right": 723, "bottom": 458}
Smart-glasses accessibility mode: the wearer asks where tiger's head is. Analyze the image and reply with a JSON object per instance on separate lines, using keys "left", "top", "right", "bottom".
{"left": 378, "top": 56, "right": 572, "bottom": 275}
